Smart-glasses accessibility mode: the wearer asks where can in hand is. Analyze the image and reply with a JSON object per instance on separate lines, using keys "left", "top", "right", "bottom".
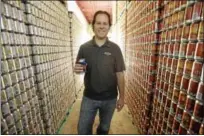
{"left": 78, "top": 58, "right": 87, "bottom": 72}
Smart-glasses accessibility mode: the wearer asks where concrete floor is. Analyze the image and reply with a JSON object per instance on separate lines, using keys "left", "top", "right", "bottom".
{"left": 59, "top": 90, "right": 138, "bottom": 134}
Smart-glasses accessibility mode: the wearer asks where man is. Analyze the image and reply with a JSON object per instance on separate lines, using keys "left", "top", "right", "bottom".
{"left": 74, "top": 10, "right": 125, "bottom": 135}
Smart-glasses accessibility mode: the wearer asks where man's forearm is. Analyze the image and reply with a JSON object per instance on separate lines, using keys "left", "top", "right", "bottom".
{"left": 116, "top": 72, "right": 125, "bottom": 99}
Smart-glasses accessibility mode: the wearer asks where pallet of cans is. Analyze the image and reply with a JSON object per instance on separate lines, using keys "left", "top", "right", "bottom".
{"left": 150, "top": 1, "right": 204, "bottom": 134}
{"left": 124, "top": 1, "right": 160, "bottom": 134}
{"left": 1, "top": 0, "right": 45, "bottom": 135}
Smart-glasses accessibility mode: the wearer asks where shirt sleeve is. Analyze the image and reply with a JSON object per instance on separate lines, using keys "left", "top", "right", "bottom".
{"left": 76, "top": 46, "right": 83, "bottom": 63}
{"left": 115, "top": 46, "right": 126, "bottom": 72}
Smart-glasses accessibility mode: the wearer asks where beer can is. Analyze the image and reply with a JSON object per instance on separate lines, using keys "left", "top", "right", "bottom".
{"left": 8, "top": 98, "right": 17, "bottom": 112}
{"left": 170, "top": 101, "right": 177, "bottom": 115}
{"left": 172, "top": 88, "right": 180, "bottom": 103}
{"left": 3, "top": 73, "right": 12, "bottom": 88}
{"left": 173, "top": 42, "right": 180, "bottom": 58}
{"left": 185, "top": 95, "right": 196, "bottom": 114}
{"left": 201, "top": 64, "right": 204, "bottom": 82}
{"left": 16, "top": 120, "right": 23, "bottom": 132}
{"left": 175, "top": 27, "right": 182, "bottom": 42}
{"left": 181, "top": 110, "right": 191, "bottom": 129}
{"left": 1, "top": 88, "right": 8, "bottom": 104}
{"left": 184, "top": 5, "right": 193, "bottom": 24}
{"left": 172, "top": 118, "right": 180, "bottom": 134}
{"left": 166, "top": 125, "right": 172, "bottom": 134}
{"left": 180, "top": 76, "right": 190, "bottom": 92}
{"left": 2, "top": 60, "right": 9, "bottom": 74}
{"left": 191, "top": 61, "right": 203, "bottom": 80}
{"left": 196, "top": 82, "right": 204, "bottom": 102}
{"left": 167, "top": 84, "right": 174, "bottom": 99}
{"left": 13, "top": 83, "right": 21, "bottom": 96}
{"left": 178, "top": 124, "right": 187, "bottom": 134}
{"left": 27, "top": 67, "right": 34, "bottom": 78}
{"left": 3, "top": 46, "right": 13, "bottom": 59}
{"left": 16, "top": 70, "right": 24, "bottom": 82}
{"left": 176, "top": 59, "right": 185, "bottom": 74}
{"left": 198, "top": 21, "right": 204, "bottom": 41}
{"left": 168, "top": 43, "right": 174, "bottom": 57}
{"left": 1, "top": 118, "right": 9, "bottom": 134}
{"left": 169, "top": 72, "right": 176, "bottom": 85}
{"left": 181, "top": 25, "right": 190, "bottom": 43}
{"left": 175, "top": 105, "right": 184, "bottom": 121}
{"left": 5, "top": 86, "right": 15, "bottom": 100}
{"left": 5, "top": 113, "right": 15, "bottom": 128}
{"left": 193, "top": 100, "right": 204, "bottom": 121}
{"left": 2, "top": 102, "right": 11, "bottom": 117}
{"left": 15, "top": 94, "right": 23, "bottom": 108}
{"left": 195, "top": 42, "right": 204, "bottom": 62}
{"left": 187, "top": 78, "right": 199, "bottom": 97}
{"left": 13, "top": 109, "right": 21, "bottom": 122}
{"left": 183, "top": 60, "right": 193, "bottom": 77}
{"left": 186, "top": 42, "right": 196, "bottom": 59}
{"left": 10, "top": 71, "right": 18, "bottom": 84}
{"left": 178, "top": 91, "right": 187, "bottom": 109}
{"left": 174, "top": 73, "right": 182, "bottom": 89}
{"left": 192, "top": 2, "right": 203, "bottom": 22}
{"left": 23, "top": 125, "right": 30, "bottom": 134}
{"left": 179, "top": 42, "right": 188, "bottom": 58}
{"left": 171, "top": 58, "right": 178, "bottom": 72}
{"left": 165, "top": 71, "right": 170, "bottom": 83}
{"left": 8, "top": 125, "right": 17, "bottom": 135}
{"left": 19, "top": 105, "right": 26, "bottom": 117}
{"left": 8, "top": 59, "right": 16, "bottom": 72}
{"left": 189, "top": 116, "right": 202, "bottom": 134}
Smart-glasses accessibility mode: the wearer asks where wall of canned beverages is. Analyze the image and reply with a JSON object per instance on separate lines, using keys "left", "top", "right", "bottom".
{"left": 1, "top": 0, "right": 76, "bottom": 134}
{"left": 68, "top": 11, "right": 84, "bottom": 96}
{"left": 114, "top": 0, "right": 204, "bottom": 135}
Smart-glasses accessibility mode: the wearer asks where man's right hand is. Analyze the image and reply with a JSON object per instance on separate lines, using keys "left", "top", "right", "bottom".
{"left": 74, "top": 63, "right": 84, "bottom": 74}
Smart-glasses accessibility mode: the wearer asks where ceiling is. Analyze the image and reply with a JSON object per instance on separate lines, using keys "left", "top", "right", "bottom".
{"left": 76, "top": 1, "right": 113, "bottom": 24}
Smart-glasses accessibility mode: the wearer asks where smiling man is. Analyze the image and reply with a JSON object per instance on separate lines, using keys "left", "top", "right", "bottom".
{"left": 74, "top": 10, "right": 125, "bottom": 135}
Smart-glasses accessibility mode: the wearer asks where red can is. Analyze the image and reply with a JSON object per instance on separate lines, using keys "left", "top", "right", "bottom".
{"left": 184, "top": 5, "right": 193, "bottom": 24}
{"left": 172, "top": 118, "right": 180, "bottom": 134}
{"left": 193, "top": 100, "right": 204, "bottom": 121}
{"left": 165, "top": 70, "right": 170, "bottom": 83}
{"left": 178, "top": 124, "right": 188, "bottom": 134}
{"left": 174, "top": 73, "right": 182, "bottom": 88}
{"left": 173, "top": 42, "right": 180, "bottom": 57}
{"left": 172, "top": 88, "right": 180, "bottom": 103}
{"left": 177, "top": 10, "right": 185, "bottom": 27}
{"left": 162, "top": 56, "right": 168, "bottom": 68}
{"left": 167, "top": 57, "right": 173, "bottom": 70}
{"left": 167, "top": 84, "right": 174, "bottom": 98}
{"left": 186, "top": 42, "right": 197, "bottom": 59}
{"left": 189, "top": 23, "right": 200, "bottom": 42}
{"left": 181, "top": 110, "right": 191, "bottom": 129}
{"left": 163, "top": 82, "right": 169, "bottom": 94}
{"left": 178, "top": 91, "right": 187, "bottom": 108}
{"left": 166, "top": 125, "right": 172, "bottom": 135}
{"left": 198, "top": 21, "right": 204, "bottom": 41}
{"left": 185, "top": 95, "right": 196, "bottom": 114}
{"left": 181, "top": 25, "right": 191, "bottom": 42}
{"left": 168, "top": 43, "right": 174, "bottom": 57}
{"left": 180, "top": 76, "right": 190, "bottom": 92}
{"left": 165, "top": 97, "right": 172, "bottom": 110}
{"left": 169, "top": 72, "right": 176, "bottom": 85}
{"left": 175, "top": 105, "right": 184, "bottom": 121}
{"left": 175, "top": 27, "right": 183, "bottom": 41}
{"left": 177, "top": 59, "right": 185, "bottom": 74}
{"left": 168, "top": 113, "right": 175, "bottom": 126}
{"left": 189, "top": 116, "right": 202, "bottom": 134}
{"left": 171, "top": 58, "right": 178, "bottom": 72}
{"left": 196, "top": 82, "right": 204, "bottom": 102}
{"left": 170, "top": 101, "right": 178, "bottom": 115}
{"left": 179, "top": 42, "right": 188, "bottom": 58}
{"left": 191, "top": 61, "right": 203, "bottom": 80}
{"left": 194, "top": 42, "right": 204, "bottom": 62}
{"left": 187, "top": 78, "right": 199, "bottom": 97}
{"left": 183, "top": 60, "right": 194, "bottom": 77}
{"left": 159, "top": 80, "right": 164, "bottom": 91}
{"left": 192, "top": 2, "right": 203, "bottom": 21}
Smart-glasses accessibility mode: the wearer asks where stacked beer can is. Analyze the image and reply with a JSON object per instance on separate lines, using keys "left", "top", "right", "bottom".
{"left": 125, "top": 1, "right": 160, "bottom": 134}
{"left": 1, "top": 0, "right": 45, "bottom": 134}
{"left": 24, "top": 1, "right": 75, "bottom": 134}
{"left": 150, "top": 1, "right": 204, "bottom": 134}
{"left": 68, "top": 11, "right": 84, "bottom": 95}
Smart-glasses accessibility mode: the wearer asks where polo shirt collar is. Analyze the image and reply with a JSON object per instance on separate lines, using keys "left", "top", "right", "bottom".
{"left": 92, "top": 36, "right": 110, "bottom": 48}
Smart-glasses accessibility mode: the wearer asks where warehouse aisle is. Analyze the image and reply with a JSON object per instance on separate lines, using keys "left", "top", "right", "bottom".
{"left": 59, "top": 89, "right": 139, "bottom": 134}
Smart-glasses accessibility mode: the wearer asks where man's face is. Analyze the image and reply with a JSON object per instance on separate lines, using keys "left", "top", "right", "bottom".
{"left": 93, "top": 14, "right": 110, "bottom": 39}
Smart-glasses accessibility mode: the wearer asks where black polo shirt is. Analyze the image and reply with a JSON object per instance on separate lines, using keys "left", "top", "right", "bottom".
{"left": 76, "top": 37, "right": 126, "bottom": 100}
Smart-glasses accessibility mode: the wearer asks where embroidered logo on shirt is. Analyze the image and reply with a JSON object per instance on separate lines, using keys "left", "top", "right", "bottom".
{"left": 104, "top": 52, "right": 111, "bottom": 56}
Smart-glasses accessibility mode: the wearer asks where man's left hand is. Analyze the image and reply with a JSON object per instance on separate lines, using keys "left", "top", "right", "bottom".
{"left": 116, "top": 97, "right": 124, "bottom": 112}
